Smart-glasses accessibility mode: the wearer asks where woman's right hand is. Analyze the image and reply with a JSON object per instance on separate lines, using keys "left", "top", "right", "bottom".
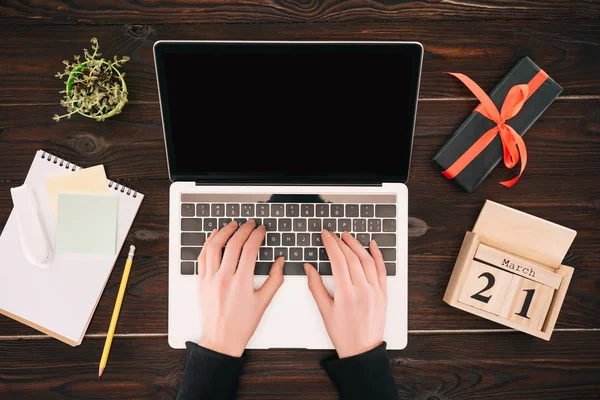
{"left": 303, "top": 230, "right": 388, "bottom": 359}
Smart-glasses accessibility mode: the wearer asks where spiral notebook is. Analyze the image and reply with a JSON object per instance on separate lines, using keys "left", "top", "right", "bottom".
{"left": 0, "top": 151, "right": 144, "bottom": 346}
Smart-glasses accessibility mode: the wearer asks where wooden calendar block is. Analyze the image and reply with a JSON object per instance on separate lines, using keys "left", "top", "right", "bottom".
{"left": 444, "top": 201, "right": 576, "bottom": 340}
{"left": 500, "top": 277, "right": 555, "bottom": 331}
{"left": 475, "top": 244, "right": 563, "bottom": 289}
{"left": 458, "top": 261, "right": 515, "bottom": 315}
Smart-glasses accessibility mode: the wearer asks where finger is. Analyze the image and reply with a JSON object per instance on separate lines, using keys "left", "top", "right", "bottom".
{"left": 206, "top": 220, "right": 238, "bottom": 276}
{"left": 369, "top": 240, "right": 388, "bottom": 296}
{"left": 197, "top": 229, "right": 217, "bottom": 279}
{"left": 333, "top": 232, "right": 367, "bottom": 286}
{"left": 321, "top": 230, "right": 351, "bottom": 287}
{"left": 304, "top": 262, "right": 333, "bottom": 318}
{"left": 220, "top": 219, "right": 257, "bottom": 276}
{"left": 236, "top": 224, "right": 267, "bottom": 280}
{"left": 342, "top": 231, "right": 378, "bottom": 287}
{"left": 256, "top": 257, "right": 285, "bottom": 309}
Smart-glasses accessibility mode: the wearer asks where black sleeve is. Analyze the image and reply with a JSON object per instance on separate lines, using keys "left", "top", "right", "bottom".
{"left": 321, "top": 342, "right": 399, "bottom": 400}
{"left": 177, "top": 342, "right": 245, "bottom": 400}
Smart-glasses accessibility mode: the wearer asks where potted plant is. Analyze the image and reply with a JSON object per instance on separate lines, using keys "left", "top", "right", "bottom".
{"left": 54, "top": 38, "right": 129, "bottom": 122}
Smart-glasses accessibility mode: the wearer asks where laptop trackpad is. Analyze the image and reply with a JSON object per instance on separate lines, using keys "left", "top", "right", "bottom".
{"left": 248, "top": 276, "right": 335, "bottom": 350}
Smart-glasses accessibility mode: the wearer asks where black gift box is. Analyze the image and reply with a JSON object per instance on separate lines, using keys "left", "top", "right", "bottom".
{"left": 432, "top": 57, "right": 562, "bottom": 193}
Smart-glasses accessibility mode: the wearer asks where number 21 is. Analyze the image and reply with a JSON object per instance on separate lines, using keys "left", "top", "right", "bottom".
{"left": 471, "top": 273, "right": 535, "bottom": 319}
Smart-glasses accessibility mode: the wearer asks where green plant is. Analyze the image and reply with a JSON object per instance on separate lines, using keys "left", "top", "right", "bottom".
{"left": 54, "top": 38, "right": 129, "bottom": 122}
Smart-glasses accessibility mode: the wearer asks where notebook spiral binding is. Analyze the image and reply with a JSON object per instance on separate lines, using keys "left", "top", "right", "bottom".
{"left": 40, "top": 151, "right": 138, "bottom": 198}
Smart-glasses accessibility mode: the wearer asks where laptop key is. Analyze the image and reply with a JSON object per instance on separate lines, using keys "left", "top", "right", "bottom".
{"left": 293, "top": 218, "right": 307, "bottom": 232}
{"left": 226, "top": 204, "right": 240, "bottom": 217}
{"left": 234, "top": 218, "right": 247, "bottom": 226}
{"left": 380, "top": 248, "right": 397, "bottom": 261}
{"left": 360, "top": 204, "right": 374, "bottom": 218}
{"left": 267, "top": 233, "right": 281, "bottom": 246}
{"left": 219, "top": 218, "right": 232, "bottom": 229}
{"left": 368, "top": 219, "right": 381, "bottom": 232}
{"left": 284, "top": 262, "right": 307, "bottom": 275}
{"left": 301, "top": 204, "right": 314, "bottom": 217}
{"left": 356, "top": 233, "right": 370, "bottom": 246}
{"left": 275, "top": 248, "right": 288, "bottom": 259}
{"left": 182, "top": 232, "right": 206, "bottom": 246}
{"left": 282, "top": 233, "right": 295, "bottom": 246}
{"left": 316, "top": 204, "right": 329, "bottom": 217}
{"left": 308, "top": 219, "right": 322, "bottom": 232}
{"left": 290, "top": 247, "right": 303, "bottom": 261}
{"left": 345, "top": 204, "right": 359, "bottom": 217}
{"left": 323, "top": 219, "right": 336, "bottom": 231}
{"left": 263, "top": 218, "right": 277, "bottom": 231}
{"left": 256, "top": 204, "right": 270, "bottom": 217}
{"left": 254, "top": 218, "right": 262, "bottom": 227}
{"left": 286, "top": 204, "right": 299, "bottom": 217}
{"left": 181, "top": 247, "right": 202, "bottom": 260}
{"left": 211, "top": 204, "right": 225, "bottom": 217}
{"left": 375, "top": 205, "right": 396, "bottom": 217}
{"left": 241, "top": 204, "right": 254, "bottom": 217}
{"left": 259, "top": 247, "right": 273, "bottom": 261}
{"left": 254, "top": 262, "right": 272, "bottom": 275}
{"left": 181, "top": 262, "right": 196, "bottom": 275}
{"left": 385, "top": 263, "right": 397, "bottom": 276}
{"left": 181, "top": 218, "right": 203, "bottom": 231}
{"left": 297, "top": 233, "right": 310, "bottom": 246}
{"left": 319, "top": 248, "right": 329, "bottom": 261}
{"left": 304, "top": 247, "right": 318, "bottom": 261}
{"left": 319, "top": 262, "right": 332, "bottom": 275}
{"left": 383, "top": 219, "right": 396, "bottom": 232}
{"left": 196, "top": 204, "right": 210, "bottom": 217}
{"left": 339, "top": 219, "right": 351, "bottom": 232}
{"left": 372, "top": 233, "right": 396, "bottom": 247}
{"left": 181, "top": 204, "right": 195, "bottom": 217}
{"left": 271, "top": 204, "right": 284, "bottom": 217}
{"left": 312, "top": 233, "right": 323, "bottom": 246}
{"left": 353, "top": 219, "right": 366, "bottom": 232}
{"left": 331, "top": 204, "right": 344, "bottom": 217}
{"left": 278, "top": 218, "right": 292, "bottom": 232}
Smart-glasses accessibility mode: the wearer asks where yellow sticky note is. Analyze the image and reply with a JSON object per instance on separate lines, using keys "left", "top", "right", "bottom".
{"left": 46, "top": 165, "right": 109, "bottom": 217}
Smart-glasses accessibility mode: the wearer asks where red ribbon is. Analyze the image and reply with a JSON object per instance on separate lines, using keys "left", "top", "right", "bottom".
{"left": 441, "top": 70, "right": 548, "bottom": 187}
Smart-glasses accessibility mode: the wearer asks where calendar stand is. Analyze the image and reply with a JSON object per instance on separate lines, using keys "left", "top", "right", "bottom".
{"left": 443, "top": 201, "right": 577, "bottom": 340}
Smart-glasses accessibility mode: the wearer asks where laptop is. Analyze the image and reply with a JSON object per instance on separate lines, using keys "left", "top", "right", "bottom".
{"left": 154, "top": 41, "right": 423, "bottom": 350}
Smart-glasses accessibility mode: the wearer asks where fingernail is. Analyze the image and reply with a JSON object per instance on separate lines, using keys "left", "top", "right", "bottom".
{"left": 248, "top": 218, "right": 255, "bottom": 224}
{"left": 303, "top": 263, "right": 311, "bottom": 275}
{"left": 230, "top": 220, "right": 238, "bottom": 226}
{"left": 278, "top": 256, "right": 285, "bottom": 266}
{"left": 322, "top": 229, "right": 330, "bottom": 237}
{"left": 371, "top": 239, "right": 377, "bottom": 246}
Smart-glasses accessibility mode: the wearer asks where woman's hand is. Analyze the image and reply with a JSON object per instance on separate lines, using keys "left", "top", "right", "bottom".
{"left": 304, "top": 230, "right": 388, "bottom": 359}
{"left": 197, "top": 219, "right": 285, "bottom": 357}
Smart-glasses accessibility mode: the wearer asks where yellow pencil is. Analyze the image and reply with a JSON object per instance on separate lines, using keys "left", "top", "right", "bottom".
{"left": 99, "top": 245, "right": 136, "bottom": 378}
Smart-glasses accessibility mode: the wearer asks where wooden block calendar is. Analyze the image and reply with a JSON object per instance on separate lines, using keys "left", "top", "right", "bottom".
{"left": 444, "top": 200, "right": 577, "bottom": 340}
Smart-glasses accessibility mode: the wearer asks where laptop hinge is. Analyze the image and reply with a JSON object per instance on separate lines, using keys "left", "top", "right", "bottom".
{"left": 194, "top": 181, "right": 383, "bottom": 187}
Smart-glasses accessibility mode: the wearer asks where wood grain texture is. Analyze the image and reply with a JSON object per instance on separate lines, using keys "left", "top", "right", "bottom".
{"left": 0, "top": 97, "right": 598, "bottom": 336}
{"left": 0, "top": 100, "right": 598, "bottom": 181}
{"left": 1, "top": 0, "right": 598, "bottom": 24}
{"left": 0, "top": 332, "right": 598, "bottom": 399}
{"left": 0, "top": 21, "right": 599, "bottom": 104}
{"left": 1, "top": 4, "right": 599, "bottom": 397}
{"left": 0, "top": 184, "right": 597, "bottom": 336}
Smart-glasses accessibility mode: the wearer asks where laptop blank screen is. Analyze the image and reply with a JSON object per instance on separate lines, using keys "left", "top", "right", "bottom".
{"left": 155, "top": 42, "right": 422, "bottom": 183}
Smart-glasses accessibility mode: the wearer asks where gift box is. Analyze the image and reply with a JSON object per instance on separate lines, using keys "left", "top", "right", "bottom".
{"left": 432, "top": 57, "right": 563, "bottom": 193}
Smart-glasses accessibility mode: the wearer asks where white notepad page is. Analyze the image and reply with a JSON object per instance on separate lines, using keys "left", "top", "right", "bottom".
{"left": 0, "top": 151, "right": 144, "bottom": 346}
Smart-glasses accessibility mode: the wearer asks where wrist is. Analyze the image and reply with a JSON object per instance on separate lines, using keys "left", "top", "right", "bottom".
{"left": 198, "top": 336, "right": 244, "bottom": 358}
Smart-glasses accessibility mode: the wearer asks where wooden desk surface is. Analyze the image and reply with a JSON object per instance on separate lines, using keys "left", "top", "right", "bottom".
{"left": 0, "top": 2, "right": 598, "bottom": 398}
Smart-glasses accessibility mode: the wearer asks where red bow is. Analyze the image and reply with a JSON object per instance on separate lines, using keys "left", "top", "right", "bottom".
{"left": 442, "top": 71, "right": 545, "bottom": 187}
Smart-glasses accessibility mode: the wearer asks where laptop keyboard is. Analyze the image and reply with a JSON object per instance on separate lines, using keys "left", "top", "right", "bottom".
{"left": 179, "top": 196, "right": 398, "bottom": 277}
